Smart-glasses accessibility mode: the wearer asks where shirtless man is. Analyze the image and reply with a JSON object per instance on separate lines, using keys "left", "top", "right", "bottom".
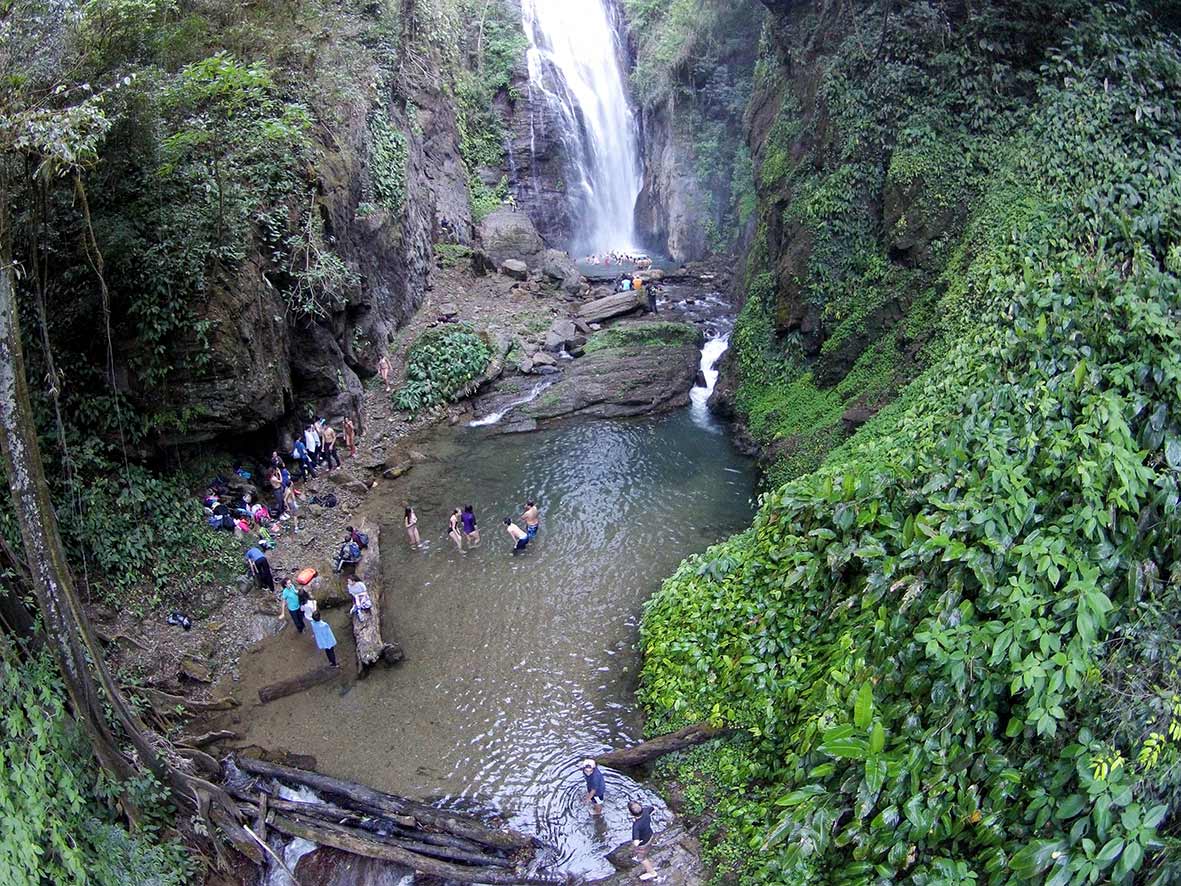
{"left": 520, "top": 500, "right": 540, "bottom": 540}
{"left": 504, "top": 518, "right": 529, "bottom": 552}
{"left": 377, "top": 354, "right": 392, "bottom": 392}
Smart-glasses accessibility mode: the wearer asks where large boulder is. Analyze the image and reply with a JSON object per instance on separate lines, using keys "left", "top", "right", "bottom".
{"left": 544, "top": 317, "right": 579, "bottom": 352}
{"left": 577, "top": 290, "right": 648, "bottom": 324}
{"left": 542, "top": 248, "right": 578, "bottom": 282}
{"left": 477, "top": 206, "right": 545, "bottom": 266}
{"left": 522, "top": 321, "right": 702, "bottom": 421}
{"left": 501, "top": 259, "right": 529, "bottom": 280}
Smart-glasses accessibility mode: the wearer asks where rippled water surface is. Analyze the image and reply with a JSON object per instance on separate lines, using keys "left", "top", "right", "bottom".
{"left": 244, "top": 410, "right": 755, "bottom": 878}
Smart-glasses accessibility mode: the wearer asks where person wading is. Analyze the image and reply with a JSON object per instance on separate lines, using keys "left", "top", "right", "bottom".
{"left": 405, "top": 506, "right": 420, "bottom": 548}
{"left": 310, "top": 611, "right": 339, "bottom": 667}
{"left": 461, "top": 504, "right": 480, "bottom": 546}
{"left": 504, "top": 517, "right": 529, "bottom": 552}
{"left": 521, "top": 500, "right": 540, "bottom": 540}
{"left": 581, "top": 758, "right": 606, "bottom": 816}
{"left": 628, "top": 800, "right": 658, "bottom": 881}
{"left": 448, "top": 508, "right": 464, "bottom": 551}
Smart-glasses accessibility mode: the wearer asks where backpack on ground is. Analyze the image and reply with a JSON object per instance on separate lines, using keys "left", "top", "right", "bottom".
{"left": 353, "top": 530, "right": 369, "bottom": 549}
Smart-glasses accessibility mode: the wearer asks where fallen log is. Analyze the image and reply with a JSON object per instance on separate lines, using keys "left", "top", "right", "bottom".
{"left": 349, "top": 520, "right": 403, "bottom": 674}
{"left": 268, "top": 813, "right": 563, "bottom": 885}
{"left": 595, "top": 722, "right": 732, "bottom": 769}
{"left": 258, "top": 665, "right": 341, "bottom": 704}
{"left": 233, "top": 756, "right": 533, "bottom": 853}
{"left": 252, "top": 804, "right": 514, "bottom": 868}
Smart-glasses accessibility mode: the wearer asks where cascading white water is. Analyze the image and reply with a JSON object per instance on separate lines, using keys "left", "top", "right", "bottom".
{"left": 469, "top": 378, "right": 557, "bottom": 427}
{"left": 690, "top": 335, "right": 730, "bottom": 429}
{"left": 522, "top": 0, "right": 642, "bottom": 252}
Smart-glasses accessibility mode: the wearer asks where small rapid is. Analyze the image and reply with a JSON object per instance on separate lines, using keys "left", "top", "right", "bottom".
{"left": 468, "top": 379, "right": 556, "bottom": 427}
{"left": 690, "top": 335, "right": 730, "bottom": 429}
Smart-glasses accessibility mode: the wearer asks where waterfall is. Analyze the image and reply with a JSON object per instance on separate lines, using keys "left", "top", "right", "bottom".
{"left": 522, "top": 0, "right": 642, "bottom": 253}
{"left": 469, "top": 379, "right": 556, "bottom": 427}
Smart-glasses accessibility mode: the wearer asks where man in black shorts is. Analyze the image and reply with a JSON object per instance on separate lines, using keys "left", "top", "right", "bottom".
{"left": 581, "top": 759, "right": 605, "bottom": 816}
{"left": 628, "top": 799, "right": 657, "bottom": 881}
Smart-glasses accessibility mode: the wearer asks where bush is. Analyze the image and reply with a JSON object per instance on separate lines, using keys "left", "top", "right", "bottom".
{"left": 0, "top": 650, "right": 194, "bottom": 886}
{"left": 394, "top": 325, "right": 492, "bottom": 414}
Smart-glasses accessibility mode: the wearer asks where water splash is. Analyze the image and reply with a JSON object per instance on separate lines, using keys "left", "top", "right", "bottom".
{"left": 469, "top": 379, "right": 556, "bottom": 427}
{"left": 522, "top": 0, "right": 642, "bottom": 252}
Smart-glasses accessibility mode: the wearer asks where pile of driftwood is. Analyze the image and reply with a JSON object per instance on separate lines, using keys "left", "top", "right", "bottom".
{"left": 225, "top": 756, "right": 566, "bottom": 885}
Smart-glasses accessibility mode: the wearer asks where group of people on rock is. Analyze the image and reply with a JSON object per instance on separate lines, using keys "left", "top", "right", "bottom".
{"left": 288, "top": 416, "right": 356, "bottom": 481}
{"left": 404, "top": 499, "right": 541, "bottom": 553}
{"left": 615, "top": 273, "right": 660, "bottom": 314}
{"left": 580, "top": 758, "right": 660, "bottom": 881}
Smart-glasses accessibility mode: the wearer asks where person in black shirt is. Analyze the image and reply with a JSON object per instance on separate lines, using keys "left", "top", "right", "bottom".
{"left": 581, "top": 758, "right": 606, "bottom": 816}
{"left": 628, "top": 799, "right": 657, "bottom": 881}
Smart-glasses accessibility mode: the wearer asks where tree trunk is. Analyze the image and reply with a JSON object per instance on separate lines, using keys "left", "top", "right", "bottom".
{"left": 0, "top": 254, "right": 259, "bottom": 865}
{"left": 258, "top": 665, "right": 342, "bottom": 703}
{"left": 349, "top": 520, "right": 403, "bottom": 674}
{"left": 594, "top": 722, "right": 732, "bottom": 769}
{"left": 233, "top": 755, "right": 534, "bottom": 853}
{"left": 267, "top": 813, "right": 563, "bottom": 885}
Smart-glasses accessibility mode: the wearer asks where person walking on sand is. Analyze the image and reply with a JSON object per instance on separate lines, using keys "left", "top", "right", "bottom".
{"left": 405, "top": 506, "right": 421, "bottom": 547}
{"left": 343, "top": 416, "right": 357, "bottom": 458}
{"left": 581, "top": 759, "right": 606, "bottom": 816}
{"left": 521, "top": 500, "right": 540, "bottom": 540}
{"left": 377, "top": 354, "right": 392, "bottom": 392}
{"left": 628, "top": 800, "right": 658, "bottom": 881}
{"left": 504, "top": 517, "right": 529, "bottom": 552}
{"left": 310, "top": 611, "right": 339, "bottom": 667}
{"left": 278, "top": 578, "right": 304, "bottom": 633}
{"left": 448, "top": 508, "right": 465, "bottom": 551}
{"left": 246, "top": 545, "right": 276, "bottom": 594}
{"left": 461, "top": 504, "right": 480, "bottom": 546}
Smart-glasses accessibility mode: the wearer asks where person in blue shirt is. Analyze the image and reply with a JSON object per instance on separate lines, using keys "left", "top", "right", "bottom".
{"left": 309, "top": 611, "right": 339, "bottom": 667}
{"left": 245, "top": 546, "right": 275, "bottom": 593}
{"left": 628, "top": 800, "right": 657, "bottom": 881}
{"left": 581, "top": 759, "right": 606, "bottom": 816}
{"left": 278, "top": 579, "right": 304, "bottom": 633}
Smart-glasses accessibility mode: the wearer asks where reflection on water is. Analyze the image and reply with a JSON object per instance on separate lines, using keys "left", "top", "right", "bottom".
{"left": 244, "top": 410, "right": 755, "bottom": 878}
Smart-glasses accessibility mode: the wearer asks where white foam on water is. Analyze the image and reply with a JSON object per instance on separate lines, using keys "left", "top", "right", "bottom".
{"left": 690, "top": 335, "right": 730, "bottom": 429}
{"left": 470, "top": 379, "right": 556, "bottom": 427}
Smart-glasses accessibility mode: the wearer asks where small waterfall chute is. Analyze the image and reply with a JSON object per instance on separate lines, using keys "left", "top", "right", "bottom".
{"left": 690, "top": 335, "right": 729, "bottom": 429}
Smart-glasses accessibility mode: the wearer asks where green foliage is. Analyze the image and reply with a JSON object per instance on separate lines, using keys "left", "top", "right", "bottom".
{"left": 0, "top": 648, "right": 193, "bottom": 886}
{"left": 641, "top": 7, "right": 1181, "bottom": 883}
{"left": 434, "top": 242, "right": 474, "bottom": 268}
{"left": 368, "top": 112, "right": 408, "bottom": 214}
{"left": 394, "top": 325, "right": 492, "bottom": 413}
{"left": 582, "top": 321, "right": 700, "bottom": 355}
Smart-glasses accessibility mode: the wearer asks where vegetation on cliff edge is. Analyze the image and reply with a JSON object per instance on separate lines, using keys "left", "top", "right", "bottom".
{"left": 641, "top": 4, "right": 1181, "bottom": 883}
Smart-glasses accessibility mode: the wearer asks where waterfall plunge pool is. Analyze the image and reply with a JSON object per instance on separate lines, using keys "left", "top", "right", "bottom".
{"left": 236, "top": 406, "right": 755, "bottom": 879}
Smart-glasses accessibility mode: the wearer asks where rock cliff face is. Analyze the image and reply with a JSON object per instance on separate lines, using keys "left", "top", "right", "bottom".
{"left": 628, "top": 3, "right": 763, "bottom": 263}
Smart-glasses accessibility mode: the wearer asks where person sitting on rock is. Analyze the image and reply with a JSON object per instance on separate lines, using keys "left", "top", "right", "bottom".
{"left": 335, "top": 533, "right": 363, "bottom": 575}
{"left": 346, "top": 574, "right": 373, "bottom": 620}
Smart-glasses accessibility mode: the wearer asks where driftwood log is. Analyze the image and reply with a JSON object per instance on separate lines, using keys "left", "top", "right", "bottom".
{"left": 266, "top": 814, "right": 564, "bottom": 885}
{"left": 176, "top": 729, "right": 238, "bottom": 748}
{"left": 232, "top": 755, "right": 535, "bottom": 853}
{"left": 257, "top": 665, "right": 341, "bottom": 704}
{"left": 140, "top": 687, "right": 239, "bottom": 713}
{"left": 349, "top": 520, "right": 403, "bottom": 675}
{"left": 595, "top": 722, "right": 732, "bottom": 769}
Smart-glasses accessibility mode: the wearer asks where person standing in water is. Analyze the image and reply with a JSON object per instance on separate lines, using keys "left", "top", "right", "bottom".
{"left": 405, "top": 506, "right": 420, "bottom": 548}
{"left": 581, "top": 759, "right": 606, "bottom": 816}
{"left": 461, "top": 504, "right": 480, "bottom": 546}
{"left": 278, "top": 579, "right": 304, "bottom": 633}
{"left": 628, "top": 800, "right": 658, "bottom": 881}
{"left": 520, "top": 500, "right": 540, "bottom": 540}
{"left": 448, "top": 509, "right": 464, "bottom": 551}
{"left": 310, "top": 611, "right": 339, "bottom": 667}
{"left": 377, "top": 354, "right": 392, "bottom": 392}
{"left": 504, "top": 518, "right": 529, "bottom": 552}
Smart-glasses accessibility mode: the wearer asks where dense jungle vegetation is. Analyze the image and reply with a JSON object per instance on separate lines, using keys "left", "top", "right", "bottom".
{"left": 0, "top": 1, "right": 524, "bottom": 882}
{"left": 640, "top": 0, "right": 1181, "bottom": 883}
